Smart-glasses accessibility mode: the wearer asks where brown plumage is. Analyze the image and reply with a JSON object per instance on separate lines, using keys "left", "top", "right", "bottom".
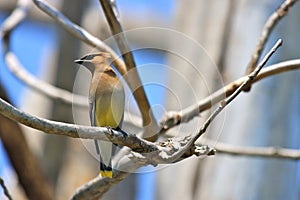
{"left": 75, "top": 52, "right": 125, "bottom": 178}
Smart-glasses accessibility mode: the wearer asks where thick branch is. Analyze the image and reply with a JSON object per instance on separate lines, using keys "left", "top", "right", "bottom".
{"left": 245, "top": 0, "right": 298, "bottom": 74}
{"left": 0, "top": 93, "right": 213, "bottom": 163}
{"left": 0, "top": 95, "right": 159, "bottom": 152}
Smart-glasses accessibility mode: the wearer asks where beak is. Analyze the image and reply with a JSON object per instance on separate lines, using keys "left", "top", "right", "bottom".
{"left": 74, "top": 59, "right": 83, "bottom": 64}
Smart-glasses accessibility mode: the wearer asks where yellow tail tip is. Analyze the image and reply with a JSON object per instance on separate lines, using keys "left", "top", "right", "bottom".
{"left": 100, "top": 170, "right": 113, "bottom": 178}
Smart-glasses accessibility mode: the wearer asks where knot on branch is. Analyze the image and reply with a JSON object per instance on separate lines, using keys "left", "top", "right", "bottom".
{"left": 160, "top": 111, "right": 181, "bottom": 130}
{"left": 128, "top": 136, "right": 215, "bottom": 166}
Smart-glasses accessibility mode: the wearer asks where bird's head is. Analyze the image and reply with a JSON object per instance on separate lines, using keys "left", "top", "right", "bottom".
{"left": 74, "top": 52, "right": 111, "bottom": 73}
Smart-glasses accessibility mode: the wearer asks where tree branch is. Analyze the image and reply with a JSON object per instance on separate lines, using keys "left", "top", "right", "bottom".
{"left": 245, "top": 0, "right": 298, "bottom": 74}
{"left": 99, "top": 0, "right": 159, "bottom": 141}
{"left": 0, "top": 95, "right": 160, "bottom": 152}
{"left": 191, "top": 39, "right": 282, "bottom": 144}
{"left": 202, "top": 139, "right": 300, "bottom": 160}
{"left": 0, "top": 90, "right": 214, "bottom": 158}
{"left": 160, "top": 58, "right": 300, "bottom": 133}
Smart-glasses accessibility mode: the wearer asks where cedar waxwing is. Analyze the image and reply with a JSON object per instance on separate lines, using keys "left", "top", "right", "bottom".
{"left": 75, "top": 52, "right": 125, "bottom": 178}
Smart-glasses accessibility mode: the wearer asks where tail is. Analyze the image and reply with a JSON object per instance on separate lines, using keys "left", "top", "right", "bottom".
{"left": 100, "top": 162, "right": 113, "bottom": 178}
{"left": 94, "top": 140, "right": 113, "bottom": 178}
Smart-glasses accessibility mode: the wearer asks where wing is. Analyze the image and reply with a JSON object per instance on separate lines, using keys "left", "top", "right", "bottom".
{"left": 89, "top": 94, "right": 96, "bottom": 126}
{"left": 89, "top": 92, "right": 100, "bottom": 154}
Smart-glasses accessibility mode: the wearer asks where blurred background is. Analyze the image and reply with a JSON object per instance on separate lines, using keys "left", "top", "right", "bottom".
{"left": 0, "top": 0, "right": 300, "bottom": 199}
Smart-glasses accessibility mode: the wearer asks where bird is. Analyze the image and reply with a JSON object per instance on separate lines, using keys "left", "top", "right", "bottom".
{"left": 75, "top": 52, "right": 125, "bottom": 178}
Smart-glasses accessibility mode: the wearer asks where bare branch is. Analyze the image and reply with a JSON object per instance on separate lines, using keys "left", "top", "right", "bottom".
{"left": 0, "top": 177, "right": 13, "bottom": 200}
{"left": 245, "top": 0, "right": 298, "bottom": 74}
{"left": 99, "top": 0, "right": 159, "bottom": 141}
{"left": 191, "top": 39, "right": 282, "bottom": 143}
{"left": 161, "top": 58, "right": 300, "bottom": 133}
{"left": 202, "top": 139, "right": 300, "bottom": 160}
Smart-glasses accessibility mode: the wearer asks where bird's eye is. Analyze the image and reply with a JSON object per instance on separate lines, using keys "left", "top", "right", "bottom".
{"left": 87, "top": 55, "right": 95, "bottom": 60}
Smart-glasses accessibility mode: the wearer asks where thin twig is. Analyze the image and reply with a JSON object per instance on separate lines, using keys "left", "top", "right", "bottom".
{"left": 245, "top": 0, "right": 298, "bottom": 74}
{"left": 202, "top": 139, "right": 300, "bottom": 160}
{"left": 192, "top": 39, "right": 282, "bottom": 143}
{"left": 99, "top": 0, "right": 159, "bottom": 141}
{"left": 0, "top": 177, "right": 13, "bottom": 200}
